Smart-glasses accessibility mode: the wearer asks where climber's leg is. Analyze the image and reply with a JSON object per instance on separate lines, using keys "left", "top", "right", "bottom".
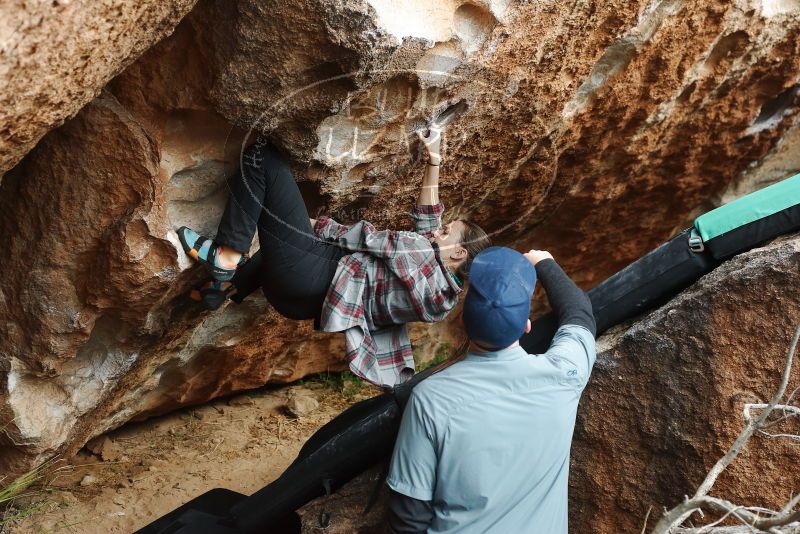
{"left": 228, "top": 251, "right": 264, "bottom": 304}
{"left": 257, "top": 241, "right": 345, "bottom": 321}
{"left": 227, "top": 246, "right": 343, "bottom": 322}
{"left": 177, "top": 141, "right": 276, "bottom": 281}
{"left": 214, "top": 140, "right": 276, "bottom": 254}
{"left": 189, "top": 280, "right": 238, "bottom": 311}
{"left": 220, "top": 143, "right": 346, "bottom": 319}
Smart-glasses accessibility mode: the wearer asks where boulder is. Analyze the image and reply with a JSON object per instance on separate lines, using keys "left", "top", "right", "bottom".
{"left": 2, "top": 0, "right": 800, "bottom": 478}
{"left": 85, "top": 436, "right": 120, "bottom": 462}
{"left": 286, "top": 395, "right": 321, "bottom": 418}
{"left": 298, "top": 464, "right": 388, "bottom": 534}
{"left": 296, "top": 233, "right": 800, "bottom": 533}
{"left": 0, "top": 0, "right": 197, "bottom": 176}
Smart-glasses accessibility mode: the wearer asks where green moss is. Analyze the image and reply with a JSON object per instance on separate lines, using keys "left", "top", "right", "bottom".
{"left": 299, "top": 370, "right": 367, "bottom": 399}
{"left": 417, "top": 342, "right": 452, "bottom": 372}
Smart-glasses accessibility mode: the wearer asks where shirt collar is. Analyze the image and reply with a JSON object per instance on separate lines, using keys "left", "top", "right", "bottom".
{"left": 464, "top": 344, "right": 527, "bottom": 361}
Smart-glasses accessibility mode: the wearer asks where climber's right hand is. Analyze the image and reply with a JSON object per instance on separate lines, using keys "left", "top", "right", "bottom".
{"left": 417, "top": 125, "right": 442, "bottom": 166}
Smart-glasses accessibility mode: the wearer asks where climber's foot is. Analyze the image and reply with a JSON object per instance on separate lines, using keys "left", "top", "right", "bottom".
{"left": 177, "top": 227, "right": 245, "bottom": 281}
{"left": 190, "top": 280, "right": 238, "bottom": 311}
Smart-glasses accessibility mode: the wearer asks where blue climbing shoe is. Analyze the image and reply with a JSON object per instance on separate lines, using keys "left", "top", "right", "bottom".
{"left": 177, "top": 226, "right": 244, "bottom": 282}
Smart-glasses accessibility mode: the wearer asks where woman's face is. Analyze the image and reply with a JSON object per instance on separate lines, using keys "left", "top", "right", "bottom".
{"left": 430, "top": 220, "right": 466, "bottom": 253}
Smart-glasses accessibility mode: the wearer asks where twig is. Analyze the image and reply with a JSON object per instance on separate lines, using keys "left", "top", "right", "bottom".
{"left": 652, "top": 325, "right": 800, "bottom": 533}
{"left": 206, "top": 437, "right": 225, "bottom": 458}
{"left": 642, "top": 506, "right": 653, "bottom": 534}
{"left": 781, "top": 493, "right": 800, "bottom": 515}
{"left": 698, "top": 327, "right": 798, "bottom": 496}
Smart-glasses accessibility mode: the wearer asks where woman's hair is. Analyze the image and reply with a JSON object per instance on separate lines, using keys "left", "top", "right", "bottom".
{"left": 456, "top": 220, "right": 491, "bottom": 280}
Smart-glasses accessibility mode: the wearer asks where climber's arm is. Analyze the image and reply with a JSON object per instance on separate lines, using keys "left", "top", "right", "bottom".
{"left": 417, "top": 159, "right": 440, "bottom": 206}
{"left": 415, "top": 126, "right": 441, "bottom": 207}
{"left": 410, "top": 126, "right": 445, "bottom": 237}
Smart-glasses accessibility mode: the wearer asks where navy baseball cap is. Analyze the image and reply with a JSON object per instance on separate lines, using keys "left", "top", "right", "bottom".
{"left": 463, "top": 247, "right": 537, "bottom": 350}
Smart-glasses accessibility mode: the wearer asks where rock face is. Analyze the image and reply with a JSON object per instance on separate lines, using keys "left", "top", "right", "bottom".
{"left": 2, "top": 0, "right": 800, "bottom": 478}
{"left": 296, "top": 234, "right": 800, "bottom": 533}
{"left": 298, "top": 464, "right": 388, "bottom": 534}
{"left": 0, "top": 0, "right": 197, "bottom": 175}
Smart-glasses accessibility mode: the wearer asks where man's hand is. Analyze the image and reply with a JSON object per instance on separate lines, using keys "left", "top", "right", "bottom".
{"left": 524, "top": 249, "right": 553, "bottom": 266}
{"left": 416, "top": 125, "right": 442, "bottom": 166}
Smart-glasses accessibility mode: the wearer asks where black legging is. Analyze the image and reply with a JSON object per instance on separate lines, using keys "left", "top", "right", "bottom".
{"left": 215, "top": 141, "right": 347, "bottom": 321}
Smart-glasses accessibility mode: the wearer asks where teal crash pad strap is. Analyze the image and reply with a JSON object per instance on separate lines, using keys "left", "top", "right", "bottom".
{"left": 694, "top": 173, "right": 800, "bottom": 241}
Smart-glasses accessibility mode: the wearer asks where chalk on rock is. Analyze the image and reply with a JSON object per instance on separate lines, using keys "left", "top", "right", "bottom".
{"left": 286, "top": 395, "right": 319, "bottom": 418}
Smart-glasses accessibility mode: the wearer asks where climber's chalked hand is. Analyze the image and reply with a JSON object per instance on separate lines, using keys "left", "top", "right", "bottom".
{"left": 417, "top": 125, "right": 442, "bottom": 166}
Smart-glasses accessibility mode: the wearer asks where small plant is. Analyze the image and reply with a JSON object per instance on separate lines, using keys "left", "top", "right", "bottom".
{"left": 299, "top": 370, "right": 370, "bottom": 399}
{"left": 339, "top": 373, "right": 366, "bottom": 399}
{"left": 417, "top": 342, "right": 452, "bottom": 372}
{"left": 0, "top": 459, "right": 59, "bottom": 529}
{"left": 0, "top": 462, "right": 50, "bottom": 507}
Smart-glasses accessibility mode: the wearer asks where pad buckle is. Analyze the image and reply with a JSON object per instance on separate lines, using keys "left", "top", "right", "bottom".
{"left": 688, "top": 228, "right": 705, "bottom": 253}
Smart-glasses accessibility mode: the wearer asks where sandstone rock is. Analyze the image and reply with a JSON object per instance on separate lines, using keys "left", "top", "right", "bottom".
{"left": 0, "top": 0, "right": 198, "bottom": 175}
{"left": 79, "top": 474, "right": 98, "bottom": 487}
{"left": 286, "top": 395, "right": 321, "bottom": 418}
{"left": 298, "top": 464, "right": 388, "bottom": 534}
{"left": 198, "top": 0, "right": 800, "bottom": 287}
{"left": 86, "top": 436, "right": 120, "bottom": 462}
{"left": 569, "top": 233, "right": 800, "bottom": 533}
{"left": 0, "top": 90, "right": 346, "bottom": 478}
{"left": 296, "top": 234, "right": 800, "bottom": 533}
{"left": 2, "top": 0, "right": 800, "bottom": 482}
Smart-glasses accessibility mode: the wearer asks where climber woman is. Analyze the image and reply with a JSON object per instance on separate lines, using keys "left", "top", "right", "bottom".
{"left": 176, "top": 125, "right": 491, "bottom": 387}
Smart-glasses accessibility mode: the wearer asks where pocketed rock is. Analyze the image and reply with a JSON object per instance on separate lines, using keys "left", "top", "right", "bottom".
{"left": 297, "top": 234, "right": 800, "bottom": 534}
{"left": 2, "top": 0, "right": 800, "bottom": 481}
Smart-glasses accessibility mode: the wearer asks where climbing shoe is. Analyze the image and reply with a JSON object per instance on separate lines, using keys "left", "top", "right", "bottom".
{"left": 177, "top": 226, "right": 245, "bottom": 282}
{"left": 190, "top": 280, "right": 238, "bottom": 311}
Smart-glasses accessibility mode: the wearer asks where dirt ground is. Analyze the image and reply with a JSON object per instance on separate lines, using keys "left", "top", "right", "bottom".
{"left": 5, "top": 376, "right": 378, "bottom": 534}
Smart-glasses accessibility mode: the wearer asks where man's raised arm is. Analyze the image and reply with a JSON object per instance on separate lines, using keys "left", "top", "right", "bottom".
{"left": 524, "top": 250, "right": 596, "bottom": 336}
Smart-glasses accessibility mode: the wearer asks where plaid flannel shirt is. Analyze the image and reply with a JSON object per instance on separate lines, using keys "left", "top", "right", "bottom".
{"left": 313, "top": 203, "right": 463, "bottom": 386}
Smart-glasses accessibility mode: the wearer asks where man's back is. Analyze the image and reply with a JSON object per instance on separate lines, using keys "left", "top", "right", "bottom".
{"left": 388, "top": 324, "right": 595, "bottom": 533}
{"left": 387, "top": 253, "right": 597, "bottom": 534}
